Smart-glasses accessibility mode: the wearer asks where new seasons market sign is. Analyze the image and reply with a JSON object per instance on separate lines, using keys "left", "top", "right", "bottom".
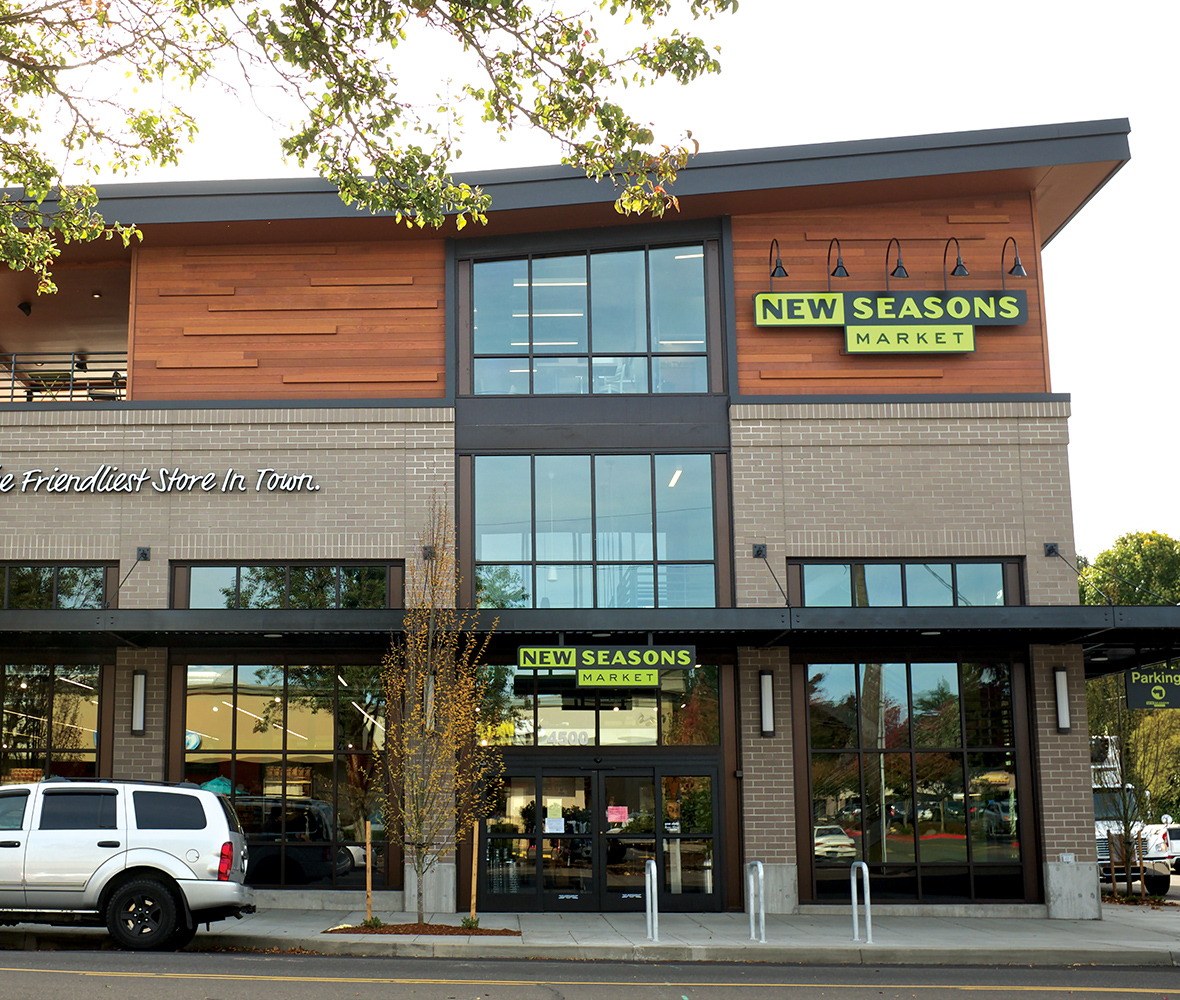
{"left": 753, "top": 290, "right": 1028, "bottom": 354}
{"left": 0, "top": 463, "right": 320, "bottom": 495}
{"left": 518, "top": 645, "right": 695, "bottom": 687}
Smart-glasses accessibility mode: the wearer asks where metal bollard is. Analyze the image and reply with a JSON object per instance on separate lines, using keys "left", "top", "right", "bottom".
{"left": 850, "top": 861, "right": 873, "bottom": 944}
{"left": 746, "top": 860, "right": 766, "bottom": 943}
{"left": 644, "top": 858, "right": 659, "bottom": 941}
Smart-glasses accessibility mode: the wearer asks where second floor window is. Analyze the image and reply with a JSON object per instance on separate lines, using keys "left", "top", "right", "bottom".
{"left": 474, "top": 453, "right": 716, "bottom": 609}
{"left": 471, "top": 245, "right": 708, "bottom": 395}
{"left": 171, "top": 563, "right": 403, "bottom": 610}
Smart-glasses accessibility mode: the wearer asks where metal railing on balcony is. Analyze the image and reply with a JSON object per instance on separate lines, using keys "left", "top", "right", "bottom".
{"left": 1, "top": 352, "right": 127, "bottom": 403}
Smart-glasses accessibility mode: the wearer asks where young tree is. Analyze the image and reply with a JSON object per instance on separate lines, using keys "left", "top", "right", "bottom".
{"left": 2, "top": 0, "right": 737, "bottom": 292}
{"left": 1079, "top": 531, "right": 1180, "bottom": 607}
{"left": 1082, "top": 531, "right": 1180, "bottom": 894}
{"left": 377, "top": 496, "right": 500, "bottom": 924}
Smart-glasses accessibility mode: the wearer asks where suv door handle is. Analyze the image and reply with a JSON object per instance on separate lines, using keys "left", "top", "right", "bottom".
{"left": 97, "top": 840, "right": 121, "bottom": 848}
{"left": 0, "top": 841, "right": 19, "bottom": 848}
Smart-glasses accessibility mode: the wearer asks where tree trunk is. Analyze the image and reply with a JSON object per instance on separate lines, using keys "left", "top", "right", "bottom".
{"left": 416, "top": 855, "right": 426, "bottom": 924}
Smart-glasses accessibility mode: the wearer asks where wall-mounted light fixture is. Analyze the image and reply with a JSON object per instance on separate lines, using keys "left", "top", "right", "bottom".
{"left": 17, "top": 302, "right": 31, "bottom": 316}
{"left": 768, "top": 239, "right": 788, "bottom": 280}
{"left": 1001, "top": 236, "right": 1028, "bottom": 291}
{"left": 1054, "top": 667, "right": 1071, "bottom": 734}
{"left": 827, "top": 238, "right": 849, "bottom": 291}
{"left": 131, "top": 670, "right": 147, "bottom": 735}
{"left": 759, "top": 670, "right": 775, "bottom": 737}
{"left": 942, "top": 237, "right": 969, "bottom": 291}
{"left": 884, "top": 238, "right": 907, "bottom": 291}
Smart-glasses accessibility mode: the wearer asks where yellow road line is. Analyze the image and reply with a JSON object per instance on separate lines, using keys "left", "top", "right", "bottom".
{"left": 0, "top": 967, "right": 1170, "bottom": 993}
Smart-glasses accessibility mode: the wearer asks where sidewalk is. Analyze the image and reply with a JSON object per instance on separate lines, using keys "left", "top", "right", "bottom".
{"left": 2, "top": 903, "right": 1179, "bottom": 965}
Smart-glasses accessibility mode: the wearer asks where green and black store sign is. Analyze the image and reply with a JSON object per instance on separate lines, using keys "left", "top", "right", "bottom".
{"left": 753, "top": 290, "right": 1028, "bottom": 353}
{"left": 517, "top": 645, "right": 696, "bottom": 687}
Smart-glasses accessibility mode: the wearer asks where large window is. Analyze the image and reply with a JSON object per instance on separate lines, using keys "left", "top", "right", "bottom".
{"left": 471, "top": 245, "right": 709, "bottom": 395}
{"left": 172, "top": 563, "right": 403, "bottom": 610}
{"left": 0, "top": 564, "right": 113, "bottom": 609}
{"left": 474, "top": 454, "right": 716, "bottom": 608}
{"left": 0, "top": 663, "right": 102, "bottom": 783}
{"left": 183, "top": 661, "right": 388, "bottom": 889}
{"left": 790, "top": 560, "right": 1023, "bottom": 608}
{"left": 807, "top": 659, "right": 1024, "bottom": 902}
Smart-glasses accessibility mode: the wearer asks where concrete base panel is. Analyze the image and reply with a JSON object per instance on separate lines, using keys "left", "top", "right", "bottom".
{"left": 760, "top": 862, "right": 799, "bottom": 914}
{"left": 251, "top": 889, "right": 405, "bottom": 911}
{"left": 404, "top": 862, "right": 456, "bottom": 914}
{"left": 1044, "top": 860, "right": 1101, "bottom": 920}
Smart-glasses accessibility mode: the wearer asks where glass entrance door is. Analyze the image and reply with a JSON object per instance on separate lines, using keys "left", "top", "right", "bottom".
{"left": 481, "top": 761, "right": 720, "bottom": 912}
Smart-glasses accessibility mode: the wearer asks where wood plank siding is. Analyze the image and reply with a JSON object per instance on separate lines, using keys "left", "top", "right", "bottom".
{"left": 130, "top": 242, "right": 447, "bottom": 399}
{"left": 732, "top": 194, "right": 1046, "bottom": 395}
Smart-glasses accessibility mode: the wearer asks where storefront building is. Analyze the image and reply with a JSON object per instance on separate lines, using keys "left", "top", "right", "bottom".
{"left": 2, "top": 118, "right": 1174, "bottom": 918}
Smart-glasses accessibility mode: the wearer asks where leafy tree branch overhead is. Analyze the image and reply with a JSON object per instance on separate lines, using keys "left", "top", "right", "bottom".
{"left": 1, "top": 0, "right": 738, "bottom": 293}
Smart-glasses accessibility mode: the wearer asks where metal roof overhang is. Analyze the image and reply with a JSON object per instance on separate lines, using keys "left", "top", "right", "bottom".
{"left": 2, "top": 606, "right": 1174, "bottom": 674}
{"left": 4, "top": 118, "right": 1130, "bottom": 254}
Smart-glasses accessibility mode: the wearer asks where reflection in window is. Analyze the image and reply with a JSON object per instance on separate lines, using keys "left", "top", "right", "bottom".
{"left": 2, "top": 564, "right": 110, "bottom": 610}
{"left": 182, "top": 661, "right": 388, "bottom": 889}
{"left": 475, "top": 453, "right": 715, "bottom": 608}
{"left": 471, "top": 245, "right": 709, "bottom": 395}
{"left": 806, "top": 659, "right": 1022, "bottom": 901}
{"left": 1, "top": 663, "right": 100, "bottom": 783}
{"left": 481, "top": 666, "right": 535, "bottom": 746}
{"left": 180, "top": 564, "right": 395, "bottom": 609}
{"left": 659, "top": 666, "right": 720, "bottom": 745}
{"left": 904, "top": 564, "right": 955, "bottom": 606}
{"left": 804, "top": 564, "right": 851, "bottom": 606}
{"left": 795, "top": 561, "right": 1019, "bottom": 607}
{"left": 911, "top": 663, "right": 961, "bottom": 748}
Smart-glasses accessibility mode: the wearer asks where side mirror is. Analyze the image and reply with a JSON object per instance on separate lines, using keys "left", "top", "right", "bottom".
{"left": 1163, "top": 814, "right": 1174, "bottom": 825}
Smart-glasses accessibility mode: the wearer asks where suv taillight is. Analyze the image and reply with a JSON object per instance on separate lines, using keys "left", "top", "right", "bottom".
{"left": 218, "top": 841, "right": 233, "bottom": 881}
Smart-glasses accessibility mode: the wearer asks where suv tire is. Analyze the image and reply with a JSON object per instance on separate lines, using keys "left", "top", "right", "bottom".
{"left": 106, "top": 878, "right": 180, "bottom": 951}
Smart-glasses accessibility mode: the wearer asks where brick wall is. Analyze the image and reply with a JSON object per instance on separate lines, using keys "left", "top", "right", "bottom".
{"left": 730, "top": 400, "right": 1078, "bottom": 607}
{"left": 111, "top": 647, "right": 168, "bottom": 781}
{"left": 1030, "top": 644, "right": 1096, "bottom": 862}
{"left": 0, "top": 405, "right": 456, "bottom": 607}
{"left": 737, "top": 647, "right": 795, "bottom": 865}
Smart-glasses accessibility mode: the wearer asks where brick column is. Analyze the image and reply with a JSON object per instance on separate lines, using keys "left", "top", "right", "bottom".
{"left": 737, "top": 646, "right": 796, "bottom": 912}
{"left": 1030, "top": 644, "right": 1099, "bottom": 918}
{"left": 111, "top": 647, "right": 168, "bottom": 782}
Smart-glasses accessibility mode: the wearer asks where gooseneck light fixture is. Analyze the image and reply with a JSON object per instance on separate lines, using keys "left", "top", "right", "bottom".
{"left": 1001, "top": 236, "right": 1027, "bottom": 291}
{"left": 884, "top": 238, "right": 907, "bottom": 291}
{"left": 768, "top": 239, "right": 788, "bottom": 280}
{"left": 827, "top": 238, "right": 849, "bottom": 291}
{"left": 942, "top": 237, "right": 969, "bottom": 292}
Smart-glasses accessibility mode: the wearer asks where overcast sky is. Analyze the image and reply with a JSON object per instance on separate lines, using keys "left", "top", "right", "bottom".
{"left": 85, "top": 0, "right": 1178, "bottom": 561}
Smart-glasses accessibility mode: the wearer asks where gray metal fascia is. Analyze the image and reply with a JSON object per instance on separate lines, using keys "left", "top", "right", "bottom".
{"left": 0, "top": 604, "right": 1150, "bottom": 635}
{"left": 4, "top": 119, "right": 1130, "bottom": 225}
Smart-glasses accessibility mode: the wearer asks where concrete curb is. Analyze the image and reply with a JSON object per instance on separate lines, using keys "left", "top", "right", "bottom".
{"left": 1, "top": 927, "right": 1177, "bottom": 966}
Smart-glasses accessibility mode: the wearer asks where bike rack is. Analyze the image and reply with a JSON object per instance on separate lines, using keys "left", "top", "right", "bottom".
{"left": 850, "top": 861, "right": 873, "bottom": 944}
{"left": 746, "top": 860, "right": 766, "bottom": 942}
{"left": 644, "top": 858, "right": 659, "bottom": 941}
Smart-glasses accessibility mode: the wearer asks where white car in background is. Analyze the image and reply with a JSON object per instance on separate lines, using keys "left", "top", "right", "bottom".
{"left": 813, "top": 824, "right": 857, "bottom": 861}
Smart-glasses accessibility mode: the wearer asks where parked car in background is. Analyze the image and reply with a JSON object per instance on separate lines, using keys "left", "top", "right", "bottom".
{"left": 0, "top": 779, "right": 253, "bottom": 950}
{"left": 232, "top": 796, "right": 338, "bottom": 886}
{"left": 813, "top": 824, "right": 857, "bottom": 861}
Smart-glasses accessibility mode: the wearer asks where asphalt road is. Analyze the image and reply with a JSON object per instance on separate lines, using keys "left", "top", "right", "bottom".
{"left": 0, "top": 954, "right": 1176, "bottom": 1000}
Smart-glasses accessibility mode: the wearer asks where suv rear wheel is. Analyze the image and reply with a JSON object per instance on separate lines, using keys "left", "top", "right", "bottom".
{"left": 106, "top": 878, "right": 180, "bottom": 951}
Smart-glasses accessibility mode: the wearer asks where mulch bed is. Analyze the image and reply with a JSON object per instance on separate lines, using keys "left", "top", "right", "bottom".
{"left": 325, "top": 922, "right": 521, "bottom": 937}
{"left": 1102, "top": 893, "right": 1178, "bottom": 908}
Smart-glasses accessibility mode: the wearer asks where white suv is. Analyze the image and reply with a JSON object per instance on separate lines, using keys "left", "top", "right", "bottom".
{"left": 0, "top": 779, "right": 254, "bottom": 950}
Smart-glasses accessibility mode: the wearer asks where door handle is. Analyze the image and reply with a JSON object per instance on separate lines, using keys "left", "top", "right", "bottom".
{"left": 97, "top": 840, "right": 121, "bottom": 848}
{"left": 0, "top": 841, "right": 19, "bottom": 848}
